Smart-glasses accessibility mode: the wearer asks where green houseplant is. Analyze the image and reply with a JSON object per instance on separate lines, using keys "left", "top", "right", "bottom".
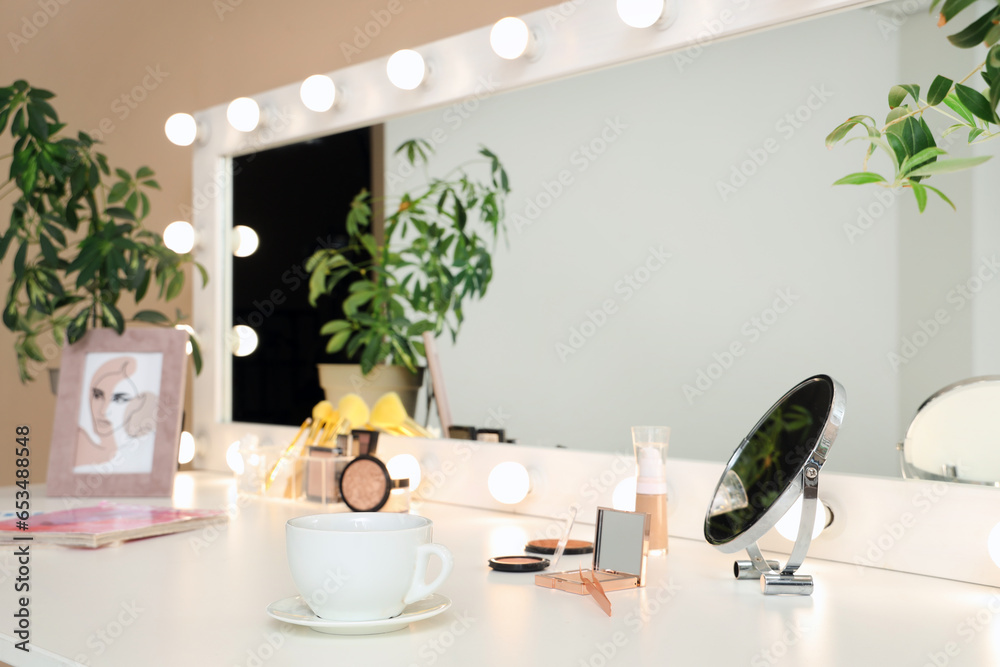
{"left": 0, "top": 80, "right": 205, "bottom": 382}
{"left": 827, "top": 0, "right": 999, "bottom": 211}
{"left": 306, "top": 139, "right": 510, "bottom": 387}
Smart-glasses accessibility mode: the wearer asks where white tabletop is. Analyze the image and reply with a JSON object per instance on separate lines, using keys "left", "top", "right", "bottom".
{"left": 1, "top": 472, "right": 998, "bottom": 667}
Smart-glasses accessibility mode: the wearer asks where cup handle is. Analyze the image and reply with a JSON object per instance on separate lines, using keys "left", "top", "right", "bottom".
{"left": 404, "top": 542, "right": 454, "bottom": 604}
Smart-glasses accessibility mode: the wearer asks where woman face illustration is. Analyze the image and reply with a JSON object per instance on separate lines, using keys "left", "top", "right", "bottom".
{"left": 89, "top": 358, "right": 138, "bottom": 438}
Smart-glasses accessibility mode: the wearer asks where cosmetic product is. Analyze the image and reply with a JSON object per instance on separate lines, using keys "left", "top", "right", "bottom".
{"left": 632, "top": 425, "right": 670, "bottom": 555}
{"left": 488, "top": 555, "right": 550, "bottom": 572}
{"left": 491, "top": 507, "right": 577, "bottom": 572}
{"left": 476, "top": 428, "right": 505, "bottom": 443}
{"left": 448, "top": 425, "right": 477, "bottom": 440}
{"left": 525, "top": 539, "right": 593, "bottom": 556}
{"left": 350, "top": 429, "right": 379, "bottom": 456}
{"left": 535, "top": 507, "right": 649, "bottom": 594}
{"left": 382, "top": 477, "right": 411, "bottom": 513}
{"left": 339, "top": 455, "right": 392, "bottom": 512}
{"left": 304, "top": 447, "right": 350, "bottom": 503}
{"left": 335, "top": 433, "right": 350, "bottom": 456}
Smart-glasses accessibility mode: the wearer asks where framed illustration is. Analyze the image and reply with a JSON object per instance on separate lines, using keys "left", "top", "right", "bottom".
{"left": 422, "top": 331, "right": 452, "bottom": 437}
{"left": 46, "top": 327, "right": 188, "bottom": 497}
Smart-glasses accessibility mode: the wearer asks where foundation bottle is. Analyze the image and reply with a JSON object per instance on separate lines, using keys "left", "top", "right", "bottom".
{"left": 632, "top": 426, "right": 670, "bottom": 555}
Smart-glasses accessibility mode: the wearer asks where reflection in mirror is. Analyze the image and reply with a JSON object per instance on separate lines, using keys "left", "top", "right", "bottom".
{"left": 199, "top": 2, "right": 999, "bottom": 483}
{"left": 899, "top": 377, "right": 1000, "bottom": 487}
{"left": 704, "top": 375, "right": 844, "bottom": 595}
{"left": 594, "top": 507, "right": 647, "bottom": 578}
{"left": 230, "top": 128, "right": 376, "bottom": 425}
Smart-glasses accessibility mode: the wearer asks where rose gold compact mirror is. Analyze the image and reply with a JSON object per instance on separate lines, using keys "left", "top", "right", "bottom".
{"left": 535, "top": 507, "right": 649, "bottom": 594}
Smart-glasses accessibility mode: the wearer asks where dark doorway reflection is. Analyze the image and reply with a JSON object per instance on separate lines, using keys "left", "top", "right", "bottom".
{"left": 231, "top": 127, "right": 374, "bottom": 425}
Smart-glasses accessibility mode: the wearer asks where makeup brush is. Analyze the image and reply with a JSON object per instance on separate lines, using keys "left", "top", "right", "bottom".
{"left": 305, "top": 401, "right": 336, "bottom": 446}
{"left": 371, "top": 392, "right": 431, "bottom": 437}
{"left": 336, "top": 393, "right": 371, "bottom": 434}
{"left": 264, "top": 416, "right": 312, "bottom": 490}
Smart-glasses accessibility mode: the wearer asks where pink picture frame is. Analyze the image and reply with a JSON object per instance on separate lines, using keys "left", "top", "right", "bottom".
{"left": 46, "top": 328, "right": 188, "bottom": 497}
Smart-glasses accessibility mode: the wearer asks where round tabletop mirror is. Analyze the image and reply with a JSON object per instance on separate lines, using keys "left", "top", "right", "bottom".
{"left": 703, "top": 374, "right": 845, "bottom": 594}
{"left": 899, "top": 376, "right": 1000, "bottom": 486}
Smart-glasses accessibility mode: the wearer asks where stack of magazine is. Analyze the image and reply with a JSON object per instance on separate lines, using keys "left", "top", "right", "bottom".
{"left": 0, "top": 503, "right": 227, "bottom": 548}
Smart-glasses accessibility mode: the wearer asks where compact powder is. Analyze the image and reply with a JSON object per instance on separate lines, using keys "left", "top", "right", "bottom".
{"left": 339, "top": 455, "right": 391, "bottom": 512}
{"left": 525, "top": 539, "right": 594, "bottom": 556}
{"left": 488, "top": 555, "right": 551, "bottom": 572}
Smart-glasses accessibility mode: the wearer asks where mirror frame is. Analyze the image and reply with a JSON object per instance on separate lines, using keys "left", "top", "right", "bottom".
{"left": 190, "top": 0, "right": 878, "bottom": 470}
{"left": 704, "top": 374, "right": 846, "bottom": 552}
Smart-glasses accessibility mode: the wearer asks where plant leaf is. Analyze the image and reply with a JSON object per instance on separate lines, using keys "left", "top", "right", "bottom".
{"left": 943, "top": 92, "right": 976, "bottom": 125}
{"left": 833, "top": 172, "right": 888, "bottom": 186}
{"left": 133, "top": 310, "right": 171, "bottom": 324}
{"left": 909, "top": 182, "right": 928, "bottom": 212}
{"left": 927, "top": 75, "right": 953, "bottom": 106}
{"left": 325, "top": 329, "right": 351, "bottom": 354}
{"left": 824, "top": 115, "right": 875, "bottom": 148}
{"left": 908, "top": 155, "right": 992, "bottom": 177}
{"left": 948, "top": 7, "right": 1000, "bottom": 48}
{"left": 939, "top": 0, "right": 977, "bottom": 24}
{"left": 955, "top": 83, "right": 998, "bottom": 123}
{"left": 925, "top": 184, "right": 956, "bottom": 210}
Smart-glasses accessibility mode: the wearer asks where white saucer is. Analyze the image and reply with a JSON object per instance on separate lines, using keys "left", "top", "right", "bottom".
{"left": 266, "top": 593, "right": 451, "bottom": 635}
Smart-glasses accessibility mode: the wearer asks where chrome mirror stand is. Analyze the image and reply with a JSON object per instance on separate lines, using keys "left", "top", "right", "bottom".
{"left": 732, "top": 464, "right": 819, "bottom": 595}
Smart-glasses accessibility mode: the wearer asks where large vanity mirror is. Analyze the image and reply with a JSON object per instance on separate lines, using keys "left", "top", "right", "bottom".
{"left": 191, "top": 0, "right": 1000, "bottom": 482}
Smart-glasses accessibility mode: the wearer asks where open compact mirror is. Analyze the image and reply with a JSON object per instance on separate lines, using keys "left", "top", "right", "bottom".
{"left": 898, "top": 376, "right": 1000, "bottom": 486}
{"left": 704, "top": 375, "right": 845, "bottom": 595}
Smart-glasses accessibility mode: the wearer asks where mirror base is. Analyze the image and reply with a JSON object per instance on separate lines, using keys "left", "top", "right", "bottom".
{"left": 761, "top": 572, "right": 814, "bottom": 595}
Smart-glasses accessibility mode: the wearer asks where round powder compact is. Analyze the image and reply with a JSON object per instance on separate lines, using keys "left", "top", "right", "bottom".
{"left": 524, "top": 539, "right": 594, "bottom": 555}
{"left": 488, "top": 555, "right": 550, "bottom": 572}
{"left": 339, "top": 455, "right": 391, "bottom": 512}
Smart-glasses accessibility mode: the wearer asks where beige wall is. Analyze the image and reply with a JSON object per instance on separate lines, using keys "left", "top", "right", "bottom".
{"left": 0, "top": 0, "right": 550, "bottom": 485}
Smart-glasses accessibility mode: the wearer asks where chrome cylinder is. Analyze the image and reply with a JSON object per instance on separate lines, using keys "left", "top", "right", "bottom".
{"left": 733, "top": 559, "right": 780, "bottom": 579}
{"left": 760, "top": 572, "right": 814, "bottom": 595}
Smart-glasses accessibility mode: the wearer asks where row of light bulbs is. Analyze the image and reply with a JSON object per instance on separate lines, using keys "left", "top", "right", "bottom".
{"left": 163, "top": 1, "right": 675, "bottom": 146}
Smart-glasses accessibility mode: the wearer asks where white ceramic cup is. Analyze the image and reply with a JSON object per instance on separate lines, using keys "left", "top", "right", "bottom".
{"left": 285, "top": 513, "right": 454, "bottom": 621}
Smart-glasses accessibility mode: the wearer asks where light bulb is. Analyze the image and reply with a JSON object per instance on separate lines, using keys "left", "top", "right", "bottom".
{"left": 164, "top": 113, "right": 198, "bottom": 146}
{"left": 231, "top": 324, "right": 259, "bottom": 357}
{"left": 775, "top": 495, "right": 828, "bottom": 541}
{"left": 226, "top": 440, "right": 244, "bottom": 474}
{"left": 387, "top": 50, "right": 426, "bottom": 90}
{"left": 488, "top": 461, "right": 531, "bottom": 504}
{"left": 616, "top": 0, "right": 666, "bottom": 28}
{"left": 163, "top": 221, "right": 195, "bottom": 254}
{"left": 227, "top": 97, "right": 261, "bottom": 132}
{"left": 490, "top": 17, "right": 531, "bottom": 60}
{"left": 232, "top": 225, "right": 259, "bottom": 257}
{"left": 178, "top": 431, "right": 196, "bottom": 464}
{"left": 612, "top": 476, "right": 637, "bottom": 511}
{"left": 300, "top": 75, "right": 338, "bottom": 112}
{"left": 387, "top": 454, "right": 422, "bottom": 489}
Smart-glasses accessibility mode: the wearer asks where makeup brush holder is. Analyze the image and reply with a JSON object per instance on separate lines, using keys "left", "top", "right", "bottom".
{"left": 237, "top": 446, "right": 351, "bottom": 505}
